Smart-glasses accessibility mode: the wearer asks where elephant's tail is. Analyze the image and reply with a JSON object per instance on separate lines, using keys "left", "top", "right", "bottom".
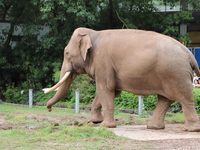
{"left": 189, "top": 50, "right": 200, "bottom": 76}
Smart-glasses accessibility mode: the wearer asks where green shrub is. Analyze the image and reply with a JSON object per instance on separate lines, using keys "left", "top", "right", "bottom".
{"left": 69, "top": 75, "right": 96, "bottom": 104}
{"left": 143, "top": 95, "right": 157, "bottom": 111}
{"left": 115, "top": 91, "right": 138, "bottom": 109}
{"left": 169, "top": 101, "right": 182, "bottom": 113}
{"left": 29, "top": 74, "right": 95, "bottom": 105}
{"left": 115, "top": 89, "right": 200, "bottom": 114}
{"left": 3, "top": 83, "right": 29, "bottom": 104}
{"left": 33, "top": 91, "right": 56, "bottom": 104}
{"left": 115, "top": 92, "right": 157, "bottom": 111}
{"left": 193, "top": 88, "right": 200, "bottom": 113}
{"left": 3, "top": 79, "right": 200, "bottom": 115}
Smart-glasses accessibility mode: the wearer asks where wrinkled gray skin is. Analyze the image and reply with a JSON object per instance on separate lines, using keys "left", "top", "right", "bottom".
{"left": 46, "top": 27, "right": 200, "bottom": 131}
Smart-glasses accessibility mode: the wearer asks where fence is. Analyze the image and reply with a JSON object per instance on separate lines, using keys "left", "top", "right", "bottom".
{"left": 28, "top": 89, "right": 144, "bottom": 116}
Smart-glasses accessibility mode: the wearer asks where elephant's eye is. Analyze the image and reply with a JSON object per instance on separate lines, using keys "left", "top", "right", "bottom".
{"left": 65, "top": 52, "right": 71, "bottom": 60}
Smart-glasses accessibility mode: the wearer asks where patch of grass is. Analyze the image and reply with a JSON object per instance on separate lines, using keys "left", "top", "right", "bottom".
{"left": 164, "top": 113, "right": 185, "bottom": 124}
{"left": 0, "top": 104, "right": 152, "bottom": 149}
{"left": 135, "top": 116, "right": 150, "bottom": 124}
{"left": 0, "top": 125, "right": 145, "bottom": 149}
{"left": 0, "top": 129, "right": 37, "bottom": 149}
{"left": 7, "top": 115, "right": 28, "bottom": 122}
{"left": 35, "top": 126, "right": 117, "bottom": 143}
{"left": 4, "top": 115, "right": 15, "bottom": 120}
{"left": 139, "top": 111, "right": 151, "bottom": 118}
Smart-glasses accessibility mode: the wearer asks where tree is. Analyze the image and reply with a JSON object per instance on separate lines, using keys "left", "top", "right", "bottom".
{"left": 0, "top": 0, "right": 42, "bottom": 89}
{"left": 0, "top": 0, "right": 100, "bottom": 101}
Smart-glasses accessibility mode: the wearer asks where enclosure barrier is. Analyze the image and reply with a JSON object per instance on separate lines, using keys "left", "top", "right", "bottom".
{"left": 29, "top": 89, "right": 33, "bottom": 108}
{"left": 75, "top": 89, "right": 80, "bottom": 113}
{"left": 138, "top": 95, "right": 144, "bottom": 116}
{"left": 28, "top": 89, "right": 144, "bottom": 116}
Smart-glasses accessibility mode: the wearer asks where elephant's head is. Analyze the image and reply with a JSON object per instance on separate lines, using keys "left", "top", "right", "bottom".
{"left": 43, "top": 28, "right": 92, "bottom": 111}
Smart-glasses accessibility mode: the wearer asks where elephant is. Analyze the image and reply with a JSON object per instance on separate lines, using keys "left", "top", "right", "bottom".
{"left": 43, "top": 27, "right": 200, "bottom": 132}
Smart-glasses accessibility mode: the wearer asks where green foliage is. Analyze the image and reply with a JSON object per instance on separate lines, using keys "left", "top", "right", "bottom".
{"left": 162, "top": 11, "right": 193, "bottom": 43}
{"left": 0, "top": 0, "right": 100, "bottom": 94}
{"left": 3, "top": 83, "right": 29, "bottom": 104}
{"left": 115, "top": 89, "right": 200, "bottom": 114}
{"left": 116, "top": 0, "right": 160, "bottom": 30}
{"left": 143, "top": 95, "right": 157, "bottom": 111}
{"left": 68, "top": 75, "right": 96, "bottom": 104}
{"left": 193, "top": 88, "right": 200, "bottom": 113}
{"left": 5, "top": 85, "right": 200, "bottom": 115}
{"left": 33, "top": 91, "right": 56, "bottom": 104}
{"left": 169, "top": 101, "right": 182, "bottom": 113}
{"left": 27, "top": 74, "right": 96, "bottom": 105}
{"left": 115, "top": 91, "right": 139, "bottom": 109}
{"left": 115, "top": 92, "right": 157, "bottom": 111}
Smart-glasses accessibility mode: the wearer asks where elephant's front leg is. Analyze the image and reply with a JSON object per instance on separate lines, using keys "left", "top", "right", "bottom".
{"left": 96, "top": 84, "right": 116, "bottom": 128}
{"left": 88, "top": 95, "right": 103, "bottom": 123}
{"left": 147, "top": 95, "right": 173, "bottom": 129}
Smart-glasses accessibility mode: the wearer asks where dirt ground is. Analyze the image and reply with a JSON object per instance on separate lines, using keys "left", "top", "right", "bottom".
{"left": 109, "top": 124, "right": 200, "bottom": 150}
{"left": 0, "top": 110, "right": 200, "bottom": 149}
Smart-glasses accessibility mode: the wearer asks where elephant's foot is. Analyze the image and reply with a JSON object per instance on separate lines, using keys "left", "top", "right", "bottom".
{"left": 88, "top": 115, "right": 103, "bottom": 124}
{"left": 147, "top": 120, "right": 165, "bottom": 130}
{"left": 100, "top": 121, "right": 116, "bottom": 128}
{"left": 183, "top": 122, "right": 200, "bottom": 132}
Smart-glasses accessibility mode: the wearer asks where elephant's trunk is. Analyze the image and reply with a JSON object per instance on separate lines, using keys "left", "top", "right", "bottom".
{"left": 46, "top": 72, "right": 77, "bottom": 111}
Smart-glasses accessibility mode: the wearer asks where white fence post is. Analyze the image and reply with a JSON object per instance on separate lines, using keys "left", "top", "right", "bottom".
{"left": 29, "top": 89, "right": 33, "bottom": 108}
{"left": 138, "top": 95, "right": 144, "bottom": 116}
{"left": 75, "top": 89, "right": 80, "bottom": 113}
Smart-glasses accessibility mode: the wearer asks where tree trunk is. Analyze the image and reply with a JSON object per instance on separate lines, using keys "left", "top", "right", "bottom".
{"left": 3, "top": 22, "right": 14, "bottom": 52}
{"left": 108, "top": 0, "right": 114, "bottom": 28}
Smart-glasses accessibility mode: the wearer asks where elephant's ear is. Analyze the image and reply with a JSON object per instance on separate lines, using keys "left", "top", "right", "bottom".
{"left": 79, "top": 33, "right": 92, "bottom": 61}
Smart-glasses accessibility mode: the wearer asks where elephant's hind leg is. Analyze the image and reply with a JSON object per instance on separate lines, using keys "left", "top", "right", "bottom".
{"left": 147, "top": 95, "right": 173, "bottom": 129}
{"left": 179, "top": 92, "right": 200, "bottom": 132}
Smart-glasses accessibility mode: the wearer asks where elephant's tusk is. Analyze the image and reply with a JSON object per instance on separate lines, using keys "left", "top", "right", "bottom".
{"left": 42, "top": 87, "right": 58, "bottom": 93}
{"left": 42, "top": 71, "right": 71, "bottom": 94}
